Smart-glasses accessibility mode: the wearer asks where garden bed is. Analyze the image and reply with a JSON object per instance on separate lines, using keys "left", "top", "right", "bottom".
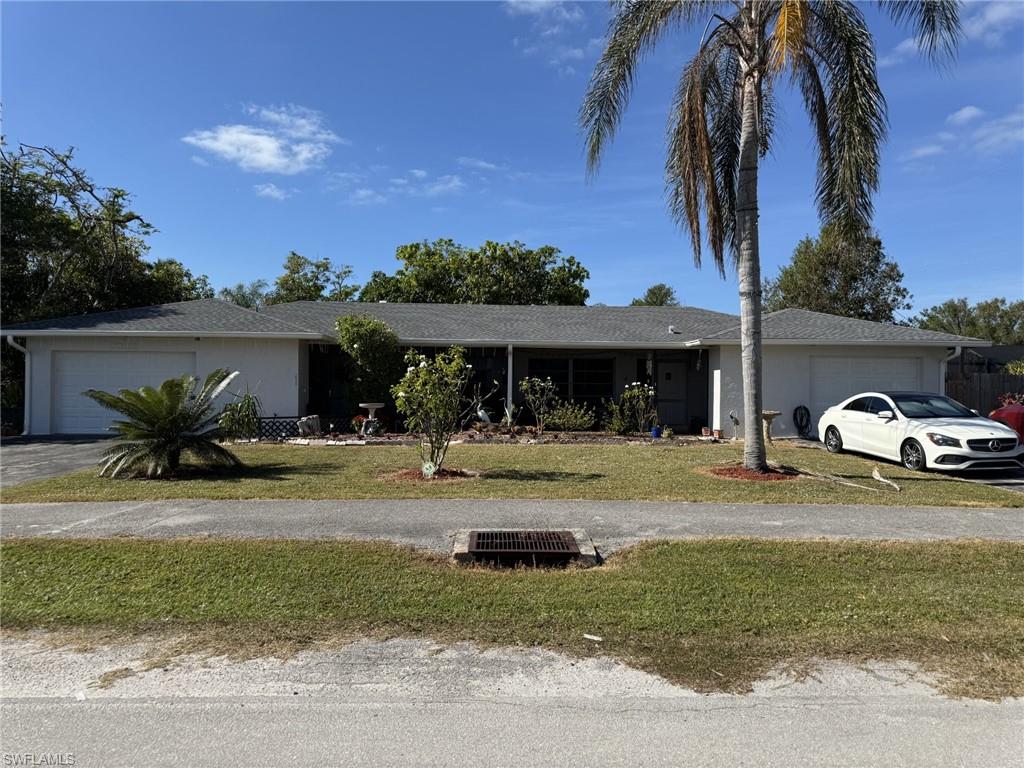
{"left": 282, "top": 430, "right": 722, "bottom": 447}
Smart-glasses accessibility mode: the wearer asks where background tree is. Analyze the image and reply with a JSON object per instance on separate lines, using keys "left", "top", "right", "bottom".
{"left": 1, "top": 143, "right": 213, "bottom": 426}
{"left": 762, "top": 225, "right": 910, "bottom": 322}
{"left": 581, "top": 0, "right": 959, "bottom": 470}
{"left": 266, "top": 252, "right": 358, "bottom": 305}
{"left": 631, "top": 283, "right": 680, "bottom": 306}
{"left": 359, "top": 239, "right": 590, "bottom": 305}
{"left": 913, "top": 298, "right": 1024, "bottom": 345}
{"left": 336, "top": 315, "right": 404, "bottom": 403}
{"left": 219, "top": 279, "right": 270, "bottom": 310}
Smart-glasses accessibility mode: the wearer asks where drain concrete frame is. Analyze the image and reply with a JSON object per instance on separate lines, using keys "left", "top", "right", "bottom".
{"left": 451, "top": 528, "right": 599, "bottom": 567}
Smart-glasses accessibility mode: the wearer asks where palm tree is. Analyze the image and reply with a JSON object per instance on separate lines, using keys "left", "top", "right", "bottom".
{"left": 582, "top": 0, "right": 960, "bottom": 470}
{"left": 85, "top": 368, "right": 243, "bottom": 478}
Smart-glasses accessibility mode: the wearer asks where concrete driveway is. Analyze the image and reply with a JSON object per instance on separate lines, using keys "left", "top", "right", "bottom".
{"left": 0, "top": 437, "right": 109, "bottom": 488}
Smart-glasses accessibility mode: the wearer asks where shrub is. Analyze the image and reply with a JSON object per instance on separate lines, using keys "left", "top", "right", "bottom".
{"left": 84, "top": 369, "right": 242, "bottom": 478}
{"left": 219, "top": 390, "right": 262, "bottom": 440}
{"left": 603, "top": 383, "right": 658, "bottom": 435}
{"left": 1005, "top": 359, "right": 1024, "bottom": 376}
{"left": 336, "top": 315, "right": 404, "bottom": 402}
{"left": 547, "top": 399, "right": 596, "bottom": 431}
{"left": 392, "top": 347, "right": 472, "bottom": 477}
{"left": 998, "top": 392, "right": 1024, "bottom": 407}
{"left": 519, "top": 376, "right": 559, "bottom": 433}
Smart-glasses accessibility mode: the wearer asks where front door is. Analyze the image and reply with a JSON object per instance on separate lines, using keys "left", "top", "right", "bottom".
{"left": 656, "top": 361, "right": 687, "bottom": 429}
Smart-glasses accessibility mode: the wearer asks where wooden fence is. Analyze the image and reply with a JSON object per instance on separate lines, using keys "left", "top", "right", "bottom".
{"left": 945, "top": 373, "right": 1024, "bottom": 414}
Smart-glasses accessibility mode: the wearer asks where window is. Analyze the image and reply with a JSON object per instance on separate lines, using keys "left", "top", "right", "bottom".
{"left": 527, "top": 358, "right": 569, "bottom": 399}
{"left": 843, "top": 397, "right": 870, "bottom": 412}
{"left": 572, "top": 358, "right": 614, "bottom": 407}
{"left": 891, "top": 394, "right": 976, "bottom": 419}
{"left": 864, "top": 397, "right": 893, "bottom": 415}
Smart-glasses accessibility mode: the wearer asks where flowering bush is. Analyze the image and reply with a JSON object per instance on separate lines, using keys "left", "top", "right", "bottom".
{"left": 604, "top": 382, "right": 658, "bottom": 435}
{"left": 519, "top": 376, "right": 559, "bottom": 434}
{"left": 336, "top": 315, "right": 404, "bottom": 402}
{"left": 392, "top": 347, "right": 472, "bottom": 477}
{"left": 998, "top": 392, "right": 1024, "bottom": 407}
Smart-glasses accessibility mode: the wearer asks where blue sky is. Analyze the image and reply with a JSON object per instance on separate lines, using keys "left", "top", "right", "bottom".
{"left": 4, "top": 1, "right": 1023, "bottom": 316}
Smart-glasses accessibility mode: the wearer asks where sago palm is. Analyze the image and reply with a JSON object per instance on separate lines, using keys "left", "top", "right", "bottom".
{"left": 581, "top": 0, "right": 960, "bottom": 470}
{"left": 85, "top": 368, "right": 242, "bottom": 478}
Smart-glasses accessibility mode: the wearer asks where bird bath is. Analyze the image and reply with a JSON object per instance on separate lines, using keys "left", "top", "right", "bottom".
{"left": 358, "top": 402, "right": 385, "bottom": 436}
{"left": 761, "top": 410, "right": 782, "bottom": 444}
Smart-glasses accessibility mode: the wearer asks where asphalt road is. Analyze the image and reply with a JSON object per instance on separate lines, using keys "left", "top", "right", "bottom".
{"left": 0, "top": 437, "right": 109, "bottom": 487}
{"left": 3, "top": 637, "right": 1021, "bottom": 768}
{"left": 3, "top": 498, "right": 1023, "bottom": 550}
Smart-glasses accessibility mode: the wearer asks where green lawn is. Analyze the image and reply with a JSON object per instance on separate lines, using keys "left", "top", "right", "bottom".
{"left": 3, "top": 537, "right": 1021, "bottom": 698}
{"left": 3, "top": 442, "right": 1020, "bottom": 507}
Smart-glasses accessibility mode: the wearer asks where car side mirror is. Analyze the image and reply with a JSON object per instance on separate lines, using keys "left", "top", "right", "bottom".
{"left": 877, "top": 410, "right": 895, "bottom": 420}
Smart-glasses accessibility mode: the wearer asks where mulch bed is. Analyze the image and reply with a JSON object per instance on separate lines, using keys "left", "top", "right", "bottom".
{"left": 385, "top": 467, "right": 478, "bottom": 483}
{"left": 706, "top": 464, "right": 799, "bottom": 481}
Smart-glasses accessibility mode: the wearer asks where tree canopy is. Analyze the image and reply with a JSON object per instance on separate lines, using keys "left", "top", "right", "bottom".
{"left": 913, "top": 298, "right": 1024, "bottom": 345}
{"left": 630, "top": 283, "right": 680, "bottom": 307}
{"left": 219, "top": 279, "right": 270, "bottom": 310}
{"left": 266, "top": 252, "right": 358, "bottom": 305}
{"left": 1, "top": 143, "right": 211, "bottom": 326}
{"left": 762, "top": 225, "right": 911, "bottom": 322}
{"left": 359, "top": 239, "right": 589, "bottom": 305}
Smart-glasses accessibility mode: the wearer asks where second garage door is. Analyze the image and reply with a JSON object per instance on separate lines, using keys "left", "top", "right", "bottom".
{"left": 52, "top": 351, "right": 197, "bottom": 434}
{"left": 809, "top": 356, "right": 921, "bottom": 422}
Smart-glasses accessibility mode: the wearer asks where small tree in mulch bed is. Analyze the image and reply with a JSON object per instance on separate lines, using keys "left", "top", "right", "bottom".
{"left": 519, "top": 376, "right": 559, "bottom": 434}
{"left": 392, "top": 347, "right": 472, "bottom": 478}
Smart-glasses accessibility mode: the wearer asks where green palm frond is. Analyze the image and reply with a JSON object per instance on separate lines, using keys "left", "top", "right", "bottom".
{"left": 84, "top": 368, "right": 242, "bottom": 478}
{"left": 581, "top": 1, "right": 729, "bottom": 175}
{"left": 810, "top": 0, "right": 888, "bottom": 232}
{"left": 880, "top": 0, "right": 961, "bottom": 61}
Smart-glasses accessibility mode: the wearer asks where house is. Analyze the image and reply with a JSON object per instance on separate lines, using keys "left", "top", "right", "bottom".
{"left": 2, "top": 298, "right": 985, "bottom": 437}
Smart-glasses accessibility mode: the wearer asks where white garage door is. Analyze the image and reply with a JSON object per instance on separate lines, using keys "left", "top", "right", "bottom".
{"left": 52, "top": 351, "right": 197, "bottom": 434}
{"left": 809, "top": 356, "right": 921, "bottom": 421}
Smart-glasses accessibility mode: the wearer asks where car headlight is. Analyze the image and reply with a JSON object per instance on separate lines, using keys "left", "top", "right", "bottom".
{"left": 926, "top": 433, "right": 961, "bottom": 447}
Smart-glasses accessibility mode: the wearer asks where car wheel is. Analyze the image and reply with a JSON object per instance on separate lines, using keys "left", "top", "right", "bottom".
{"left": 901, "top": 439, "right": 926, "bottom": 472}
{"left": 824, "top": 426, "right": 843, "bottom": 454}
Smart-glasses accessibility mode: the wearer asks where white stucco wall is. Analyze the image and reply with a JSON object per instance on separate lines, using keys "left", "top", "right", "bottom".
{"left": 710, "top": 344, "right": 948, "bottom": 439}
{"left": 23, "top": 336, "right": 304, "bottom": 434}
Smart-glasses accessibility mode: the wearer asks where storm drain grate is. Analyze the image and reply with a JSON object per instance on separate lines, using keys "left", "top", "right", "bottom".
{"left": 468, "top": 530, "right": 581, "bottom": 556}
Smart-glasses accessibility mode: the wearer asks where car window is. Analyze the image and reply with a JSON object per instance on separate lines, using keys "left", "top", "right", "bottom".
{"left": 843, "top": 397, "right": 869, "bottom": 412}
{"left": 865, "top": 397, "right": 892, "bottom": 415}
{"left": 891, "top": 394, "right": 976, "bottom": 419}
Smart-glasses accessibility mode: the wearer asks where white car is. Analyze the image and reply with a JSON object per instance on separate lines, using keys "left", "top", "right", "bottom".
{"left": 817, "top": 391, "right": 1024, "bottom": 471}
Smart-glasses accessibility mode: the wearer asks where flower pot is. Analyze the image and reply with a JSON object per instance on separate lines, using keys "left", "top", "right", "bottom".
{"left": 701, "top": 427, "right": 711, "bottom": 437}
{"left": 713, "top": 429, "right": 722, "bottom": 439}
{"left": 651, "top": 426, "right": 662, "bottom": 438}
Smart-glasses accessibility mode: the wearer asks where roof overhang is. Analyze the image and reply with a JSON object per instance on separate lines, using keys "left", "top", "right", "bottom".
{"left": 684, "top": 338, "right": 990, "bottom": 348}
{"left": 6, "top": 330, "right": 326, "bottom": 340}
{"left": 392, "top": 338, "right": 697, "bottom": 349}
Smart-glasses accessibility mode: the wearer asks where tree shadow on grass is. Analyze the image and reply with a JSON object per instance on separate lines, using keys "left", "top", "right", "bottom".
{"left": 480, "top": 469, "right": 605, "bottom": 482}
{"left": 167, "top": 462, "right": 340, "bottom": 484}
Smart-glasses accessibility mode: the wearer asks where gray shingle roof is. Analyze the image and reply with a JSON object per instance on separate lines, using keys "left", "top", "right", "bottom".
{"left": 694, "top": 308, "right": 987, "bottom": 346}
{"left": 260, "top": 301, "right": 740, "bottom": 347}
{"left": 1, "top": 298, "right": 322, "bottom": 337}
{"left": 2, "top": 300, "right": 984, "bottom": 348}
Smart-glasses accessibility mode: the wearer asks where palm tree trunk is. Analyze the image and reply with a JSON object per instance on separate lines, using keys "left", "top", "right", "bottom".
{"left": 736, "top": 66, "right": 767, "bottom": 472}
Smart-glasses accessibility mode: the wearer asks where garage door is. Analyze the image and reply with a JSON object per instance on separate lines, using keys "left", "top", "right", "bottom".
{"left": 52, "top": 351, "right": 196, "bottom": 434}
{"left": 809, "top": 356, "right": 921, "bottom": 422}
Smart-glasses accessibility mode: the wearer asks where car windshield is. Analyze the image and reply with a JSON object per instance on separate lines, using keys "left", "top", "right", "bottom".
{"left": 891, "top": 394, "right": 976, "bottom": 419}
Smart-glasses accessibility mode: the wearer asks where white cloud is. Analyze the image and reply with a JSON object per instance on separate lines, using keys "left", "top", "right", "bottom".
{"left": 963, "top": 1, "right": 1024, "bottom": 47}
{"left": 244, "top": 104, "right": 347, "bottom": 144}
{"left": 254, "top": 182, "right": 291, "bottom": 200}
{"left": 878, "top": 37, "right": 920, "bottom": 68}
{"left": 421, "top": 174, "right": 465, "bottom": 196}
{"left": 324, "top": 170, "right": 365, "bottom": 190}
{"left": 190, "top": 155, "right": 209, "bottom": 167}
{"left": 457, "top": 156, "right": 505, "bottom": 171}
{"left": 972, "top": 105, "right": 1024, "bottom": 154}
{"left": 409, "top": 168, "right": 428, "bottom": 179}
{"left": 183, "top": 104, "right": 345, "bottom": 175}
{"left": 946, "top": 105, "right": 985, "bottom": 126}
{"left": 900, "top": 144, "right": 946, "bottom": 162}
{"left": 388, "top": 177, "right": 410, "bottom": 186}
{"left": 348, "top": 188, "right": 387, "bottom": 205}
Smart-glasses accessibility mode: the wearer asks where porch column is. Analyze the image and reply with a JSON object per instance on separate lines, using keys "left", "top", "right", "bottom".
{"left": 506, "top": 344, "right": 514, "bottom": 407}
